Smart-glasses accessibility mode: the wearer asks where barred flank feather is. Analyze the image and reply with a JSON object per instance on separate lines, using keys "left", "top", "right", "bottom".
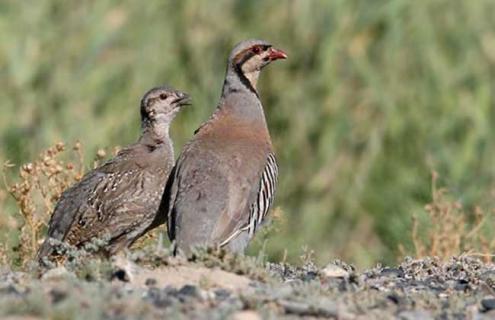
{"left": 221, "top": 153, "right": 278, "bottom": 247}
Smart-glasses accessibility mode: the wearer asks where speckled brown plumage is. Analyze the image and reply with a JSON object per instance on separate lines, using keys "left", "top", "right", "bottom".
{"left": 162, "top": 40, "right": 287, "bottom": 254}
{"left": 37, "top": 86, "right": 190, "bottom": 260}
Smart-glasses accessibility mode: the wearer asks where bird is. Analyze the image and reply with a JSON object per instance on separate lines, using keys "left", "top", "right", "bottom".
{"left": 162, "top": 39, "right": 287, "bottom": 254}
{"left": 37, "top": 86, "right": 190, "bottom": 261}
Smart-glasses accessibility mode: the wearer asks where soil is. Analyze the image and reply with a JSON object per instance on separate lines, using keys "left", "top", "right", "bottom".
{"left": 1, "top": 254, "right": 495, "bottom": 319}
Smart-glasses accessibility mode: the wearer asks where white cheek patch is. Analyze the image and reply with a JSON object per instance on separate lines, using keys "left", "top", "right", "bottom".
{"left": 242, "top": 56, "right": 261, "bottom": 73}
{"left": 244, "top": 70, "right": 260, "bottom": 89}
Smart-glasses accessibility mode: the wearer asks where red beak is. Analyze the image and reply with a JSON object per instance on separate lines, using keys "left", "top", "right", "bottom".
{"left": 268, "top": 47, "right": 288, "bottom": 61}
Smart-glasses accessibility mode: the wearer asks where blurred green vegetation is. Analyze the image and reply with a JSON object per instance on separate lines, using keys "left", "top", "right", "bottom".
{"left": 1, "top": 0, "right": 494, "bottom": 267}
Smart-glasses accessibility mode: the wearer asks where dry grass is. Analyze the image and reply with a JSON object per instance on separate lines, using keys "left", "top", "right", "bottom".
{"left": 400, "top": 172, "right": 495, "bottom": 262}
{"left": 2, "top": 142, "right": 85, "bottom": 266}
{"left": 0, "top": 141, "right": 143, "bottom": 268}
{"left": 130, "top": 229, "right": 161, "bottom": 251}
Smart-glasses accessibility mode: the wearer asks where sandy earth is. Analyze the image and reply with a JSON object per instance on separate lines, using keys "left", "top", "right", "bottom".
{"left": 1, "top": 255, "right": 495, "bottom": 319}
{"left": 110, "top": 255, "right": 252, "bottom": 292}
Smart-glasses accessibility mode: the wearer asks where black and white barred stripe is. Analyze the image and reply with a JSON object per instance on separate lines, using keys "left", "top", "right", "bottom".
{"left": 220, "top": 153, "right": 278, "bottom": 247}
{"left": 248, "top": 153, "right": 278, "bottom": 236}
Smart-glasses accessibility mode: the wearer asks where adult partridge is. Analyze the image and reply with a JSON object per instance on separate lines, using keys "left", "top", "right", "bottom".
{"left": 163, "top": 39, "right": 287, "bottom": 254}
{"left": 37, "top": 86, "right": 190, "bottom": 261}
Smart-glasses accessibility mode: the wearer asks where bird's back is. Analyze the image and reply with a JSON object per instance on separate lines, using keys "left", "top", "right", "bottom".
{"left": 38, "top": 142, "right": 173, "bottom": 259}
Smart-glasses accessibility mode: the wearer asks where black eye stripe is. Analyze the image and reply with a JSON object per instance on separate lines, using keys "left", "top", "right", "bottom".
{"left": 252, "top": 45, "right": 270, "bottom": 54}
{"left": 234, "top": 44, "right": 272, "bottom": 65}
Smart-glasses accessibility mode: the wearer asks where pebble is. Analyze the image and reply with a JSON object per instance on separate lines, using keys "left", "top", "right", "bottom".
{"left": 145, "top": 278, "right": 157, "bottom": 286}
{"left": 49, "top": 288, "right": 67, "bottom": 304}
{"left": 481, "top": 296, "right": 495, "bottom": 311}
{"left": 41, "top": 266, "right": 73, "bottom": 281}
{"left": 178, "top": 285, "right": 201, "bottom": 299}
{"left": 380, "top": 267, "right": 404, "bottom": 278}
{"left": 398, "top": 310, "right": 433, "bottom": 320}
{"left": 231, "top": 310, "right": 262, "bottom": 320}
{"left": 321, "top": 263, "right": 349, "bottom": 278}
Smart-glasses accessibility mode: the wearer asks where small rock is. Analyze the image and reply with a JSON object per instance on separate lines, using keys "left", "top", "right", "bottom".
{"left": 476, "top": 310, "right": 495, "bottom": 319}
{"left": 398, "top": 310, "right": 433, "bottom": 320}
{"left": 146, "top": 287, "right": 175, "bottom": 309}
{"left": 214, "top": 288, "right": 231, "bottom": 300}
{"left": 386, "top": 292, "right": 403, "bottom": 305}
{"left": 380, "top": 267, "right": 404, "bottom": 278}
{"left": 321, "top": 264, "right": 349, "bottom": 278}
{"left": 112, "top": 269, "right": 130, "bottom": 282}
{"left": 49, "top": 288, "right": 67, "bottom": 304}
{"left": 111, "top": 255, "right": 142, "bottom": 283}
{"left": 177, "top": 285, "right": 206, "bottom": 302}
{"left": 278, "top": 299, "right": 337, "bottom": 318}
{"left": 481, "top": 296, "right": 495, "bottom": 311}
{"left": 303, "top": 271, "right": 318, "bottom": 281}
{"left": 179, "top": 285, "right": 199, "bottom": 296}
{"left": 231, "top": 310, "right": 262, "bottom": 320}
{"left": 145, "top": 278, "right": 157, "bottom": 286}
{"left": 41, "top": 266, "right": 72, "bottom": 281}
{"left": 454, "top": 279, "right": 470, "bottom": 291}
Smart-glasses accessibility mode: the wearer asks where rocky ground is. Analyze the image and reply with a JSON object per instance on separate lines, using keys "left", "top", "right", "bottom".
{"left": 1, "top": 249, "right": 495, "bottom": 319}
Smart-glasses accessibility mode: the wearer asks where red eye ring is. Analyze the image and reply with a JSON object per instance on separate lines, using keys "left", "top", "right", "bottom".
{"left": 252, "top": 46, "right": 261, "bottom": 54}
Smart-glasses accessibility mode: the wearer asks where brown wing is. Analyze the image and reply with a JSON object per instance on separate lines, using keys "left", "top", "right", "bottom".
{"left": 64, "top": 169, "right": 160, "bottom": 246}
{"left": 165, "top": 139, "right": 239, "bottom": 246}
{"left": 38, "top": 145, "right": 167, "bottom": 257}
{"left": 38, "top": 169, "right": 107, "bottom": 258}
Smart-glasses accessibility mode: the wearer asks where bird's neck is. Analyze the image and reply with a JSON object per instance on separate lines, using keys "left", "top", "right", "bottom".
{"left": 218, "top": 67, "right": 267, "bottom": 127}
{"left": 222, "top": 64, "right": 259, "bottom": 97}
{"left": 139, "top": 120, "right": 172, "bottom": 150}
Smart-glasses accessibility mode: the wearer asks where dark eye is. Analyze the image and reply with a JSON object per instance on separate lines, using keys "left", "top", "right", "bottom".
{"left": 252, "top": 46, "right": 261, "bottom": 54}
{"left": 159, "top": 93, "right": 168, "bottom": 100}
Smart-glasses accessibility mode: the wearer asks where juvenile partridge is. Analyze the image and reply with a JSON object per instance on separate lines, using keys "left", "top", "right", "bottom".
{"left": 37, "top": 86, "right": 190, "bottom": 260}
{"left": 163, "top": 39, "right": 287, "bottom": 254}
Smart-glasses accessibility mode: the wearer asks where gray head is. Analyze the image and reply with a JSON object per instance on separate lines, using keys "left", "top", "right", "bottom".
{"left": 140, "top": 86, "right": 190, "bottom": 128}
{"left": 227, "top": 39, "right": 287, "bottom": 90}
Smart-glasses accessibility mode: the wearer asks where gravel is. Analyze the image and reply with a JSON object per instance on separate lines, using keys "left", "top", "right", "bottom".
{"left": 0, "top": 256, "right": 494, "bottom": 319}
